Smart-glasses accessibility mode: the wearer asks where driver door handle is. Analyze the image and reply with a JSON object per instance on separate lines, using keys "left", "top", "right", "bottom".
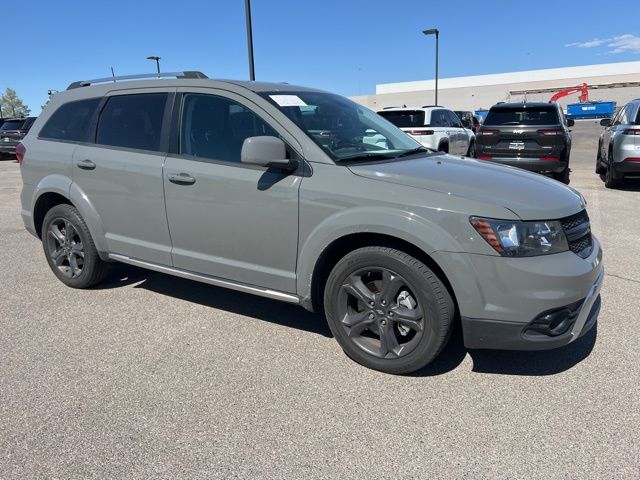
{"left": 168, "top": 173, "right": 196, "bottom": 185}
{"left": 76, "top": 159, "right": 96, "bottom": 170}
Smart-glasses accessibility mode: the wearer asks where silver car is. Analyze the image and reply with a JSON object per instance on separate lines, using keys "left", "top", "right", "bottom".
{"left": 19, "top": 72, "right": 603, "bottom": 374}
{"left": 597, "top": 99, "right": 640, "bottom": 188}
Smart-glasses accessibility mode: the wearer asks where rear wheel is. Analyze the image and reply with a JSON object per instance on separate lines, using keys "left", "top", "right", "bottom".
{"left": 324, "top": 246, "right": 454, "bottom": 374}
{"left": 553, "top": 166, "right": 570, "bottom": 184}
{"left": 438, "top": 142, "right": 449, "bottom": 153}
{"left": 42, "top": 204, "right": 110, "bottom": 288}
{"left": 603, "top": 149, "right": 623, "bottom": 189}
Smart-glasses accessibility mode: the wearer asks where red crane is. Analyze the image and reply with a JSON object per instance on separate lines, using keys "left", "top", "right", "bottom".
{"left": 550, "top": 83, "right": 589, "bottom": 103}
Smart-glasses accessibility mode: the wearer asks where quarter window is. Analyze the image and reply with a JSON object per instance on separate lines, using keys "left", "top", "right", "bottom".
{"left": 96, "top": 93, "right": 168, "bottom": 151}
{"left": 180, "top": 94, "right": 277, "bottom": 163}
{"left": 39, "top": 99, "right": 100, "bottom": 142}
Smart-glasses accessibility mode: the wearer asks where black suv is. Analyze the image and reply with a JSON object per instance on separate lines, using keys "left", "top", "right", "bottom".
{"left": 0, "top": 117, "right": 37, "bottom": 159}
{"left": 476, "top": 103, "right": 573, "bottom": 184}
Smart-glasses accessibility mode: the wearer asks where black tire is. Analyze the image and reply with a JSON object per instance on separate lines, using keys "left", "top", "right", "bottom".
{"left": 553, "top": 166, "right": 570, "bottom": 184}
{"left": 323, "top": 246, "right": 454, "bottom": 374}
{"left": 603, "top": 149, "right": 623, "bottom": 189}
{"left": 466, "top": 141, "right": 476, "bottom": 158}
{"left": 42, "top": 204, "right": 109, "bottom": 288}
{"left": 595, "top": 142, "right": 604, "bottom": 174}
{"left": 438, "top": 142, "right": 449, "bottom": 153}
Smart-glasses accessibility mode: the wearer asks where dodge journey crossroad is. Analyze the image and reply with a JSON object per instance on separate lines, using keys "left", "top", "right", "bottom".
{"left": 18, "top": 72, "right": 604, "bottom": 374}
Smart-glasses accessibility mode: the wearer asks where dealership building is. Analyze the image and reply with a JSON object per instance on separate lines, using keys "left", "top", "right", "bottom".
{"left": 351, "top": 61, "right": 640, "bottom": 112}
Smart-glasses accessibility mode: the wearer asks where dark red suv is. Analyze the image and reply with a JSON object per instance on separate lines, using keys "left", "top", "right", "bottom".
{"left": 0, "top": 117, "right": 36, "bottom": 159}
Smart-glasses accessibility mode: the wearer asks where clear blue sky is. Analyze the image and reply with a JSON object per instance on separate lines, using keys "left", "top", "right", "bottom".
{"left": 6, "top": 0, "right": 640, "bottom": 115}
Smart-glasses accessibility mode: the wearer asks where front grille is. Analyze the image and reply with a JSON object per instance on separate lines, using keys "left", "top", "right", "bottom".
{"left": 560, "top": 210, "right": 592, "bottom": 258}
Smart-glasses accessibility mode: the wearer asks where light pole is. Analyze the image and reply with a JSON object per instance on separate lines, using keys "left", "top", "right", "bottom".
{"left": 146, "top": 56, "right": 161, "bottom": 77}
{"left": 422, "top": 28, "right": 439, "bottom": 106}
{"left": 245, "top": 0, "right": 255, "bottom": 80}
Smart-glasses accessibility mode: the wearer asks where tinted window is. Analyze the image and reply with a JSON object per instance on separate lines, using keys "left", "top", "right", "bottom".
{"left": 635, "top": 106, "right": 640, "bottom": 125}
{"left": 429, "top": 110, "right": 450, "bottom": 127}
{"left": 377, "top": 110, "right": 425, "bottom": 128}
{"left": 96, "top": 93, "right": 167, "bottom": 151}
{"left": 484, "top": 106, "right": 560, "bottom": 126}
{"left": 0, "top": 120, "right": 24, "bottom": 131}
{"left": 447, "top": 110, "right": 463, "bottom": 128}
{"left": 40, "top": 99, "right": 99, "bottom": 141}
{"left": 180, "top": 94, "right": 278, "bottom": 162}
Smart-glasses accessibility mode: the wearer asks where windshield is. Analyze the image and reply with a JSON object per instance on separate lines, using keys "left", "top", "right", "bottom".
{"left": 259, "top": 91, "right": 421, "bottom": 161}
{"left": 484, "top": 107, "right": 559, "bottom": 126}
{"left": 0, "top": 120, "right": 25, "bottom": 131}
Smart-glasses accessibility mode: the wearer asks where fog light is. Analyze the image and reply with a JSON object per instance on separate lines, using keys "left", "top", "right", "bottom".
{"left": 527, "top": 308, "right": 573, "bottom": 337}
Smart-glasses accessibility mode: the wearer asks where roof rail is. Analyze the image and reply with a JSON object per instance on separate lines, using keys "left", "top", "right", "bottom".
{"left": 382, "top": 106, "right": 401, "bottom": 109}
{"left": 421, "top": 105, "right": 444, "bottom": 108}
{"left": 67, "top": 71, "right": 208, "bottom": 90}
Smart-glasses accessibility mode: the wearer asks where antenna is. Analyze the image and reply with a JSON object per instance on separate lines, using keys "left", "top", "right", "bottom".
{"left": 111, "top": 67, "right": 116, "bottom": 82}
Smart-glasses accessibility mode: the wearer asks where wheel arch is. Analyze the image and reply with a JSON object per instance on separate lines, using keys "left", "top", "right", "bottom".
{"left": 302, "top": 231, "right": 459, "bottom": 318}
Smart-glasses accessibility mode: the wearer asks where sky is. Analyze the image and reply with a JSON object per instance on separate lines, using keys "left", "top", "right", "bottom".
{"left": 4, "top": 0, "right": 640, "bottom": 115}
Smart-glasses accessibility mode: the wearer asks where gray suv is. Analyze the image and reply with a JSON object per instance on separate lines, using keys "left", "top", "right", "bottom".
{"left": 597, "top": 99, "right": 640, "bottom": 188}
{"left": 19, "top": 72, "right": 604, "bottom": 374}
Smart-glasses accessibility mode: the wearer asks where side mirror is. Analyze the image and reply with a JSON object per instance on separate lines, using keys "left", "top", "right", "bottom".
{"left": 567, "top": 119, "right": 575, "bottom": 127}
{"left": 241, "top": 136, "right": 295, "bottom": 170}
{"left": 600, "top": 118, "right": 611, "bottom": 127}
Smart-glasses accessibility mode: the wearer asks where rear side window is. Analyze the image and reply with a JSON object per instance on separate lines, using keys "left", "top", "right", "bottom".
{"left": 429, "top": 110, "right": 450, "bottom": 127}
{"left": 180, "top": 93, "right": 277, "bottom": 163}
{"left": 377, "top": 110, "right": 425, "bottom": 128}
{"left": 39, "top": 99, "right": 100, "bottom": 141}
{"left": 485, "top": 107, "right": 559, "bottom": 126}
{"left": 96, "top": 93, "right": 167, "bottom": 151}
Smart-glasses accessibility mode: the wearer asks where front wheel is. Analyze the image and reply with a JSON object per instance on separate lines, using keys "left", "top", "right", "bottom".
{"left": 42, "top": 204, "right": 110, "bottom": 288}
{"left": 466, "top": 141, "right": 476, "bottom": 158}
{"left": 324, "top": 247, "right": 454, "bottom": 374}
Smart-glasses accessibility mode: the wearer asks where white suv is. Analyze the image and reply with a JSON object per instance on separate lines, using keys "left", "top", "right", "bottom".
{"left": 378, "top": 106, "right": 475, "bottom": 156}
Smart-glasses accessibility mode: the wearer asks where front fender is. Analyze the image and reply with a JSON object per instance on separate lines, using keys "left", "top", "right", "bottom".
{"left": 296, "top": 206, "right": 463, "bottom": 299}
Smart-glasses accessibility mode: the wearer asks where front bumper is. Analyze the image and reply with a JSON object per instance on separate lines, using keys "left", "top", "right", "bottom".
{"left": 462, "top": 267, "right": 604, "bottom": 350}
{"left": 478, "top": 156, "right": 567, "bottom": 173}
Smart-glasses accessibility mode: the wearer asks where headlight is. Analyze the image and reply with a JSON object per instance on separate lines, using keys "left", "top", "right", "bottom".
{"left": 470, "top": 217, "right": 568, "bottom": 257}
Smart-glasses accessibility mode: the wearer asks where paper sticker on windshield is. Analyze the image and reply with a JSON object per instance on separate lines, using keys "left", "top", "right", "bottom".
{"left": 269, "top": 95, "right": 307, "bottom": 107}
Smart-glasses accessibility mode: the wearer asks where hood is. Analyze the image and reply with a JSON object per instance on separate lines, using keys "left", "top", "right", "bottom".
{"left": 348, "top": 154, "right": 584, "bottom": 220}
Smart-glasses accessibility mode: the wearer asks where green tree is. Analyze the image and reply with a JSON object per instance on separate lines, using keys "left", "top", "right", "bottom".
{"left": 0, "top": 88, "right": 31, "bottom": 118}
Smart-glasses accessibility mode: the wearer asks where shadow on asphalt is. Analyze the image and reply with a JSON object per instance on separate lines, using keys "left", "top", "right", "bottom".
{"left": 99, "top": 263, "right": 597, "bottom": 377}
{"left": 98, "top": 263, "right": 332, "bottom": 338}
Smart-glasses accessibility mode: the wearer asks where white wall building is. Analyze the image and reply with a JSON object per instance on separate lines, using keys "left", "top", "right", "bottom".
{"left": 351, "top": 61, "right": 640, "bottom": 112}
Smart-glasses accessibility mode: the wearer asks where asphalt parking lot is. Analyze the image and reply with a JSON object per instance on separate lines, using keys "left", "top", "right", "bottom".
{"left": 1, "top": 120, "right": 639, "bottom": 479}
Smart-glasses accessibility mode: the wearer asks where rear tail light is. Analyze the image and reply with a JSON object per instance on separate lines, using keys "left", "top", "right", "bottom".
{"left": 622, "top": 129, "right": 640, "bottom": 135}
{"left": 15, "top": 142, "right": 25, "bottom": 165}
{"left": 478, "top": 129, "right": 498, "bottom": 136}
{"left": 477, "top": 155, "right": 493, "bottom": 160}
{"left": 406, "top": 130, "right": 434, "bottom": 136}
{"left": 537, "top": 129, "right": 564, "bottom": 135}
{"left": 624, "top": 157, "right": 640, "bottom": 162}
{"left": 540, "top": 156, "right": 559, "bottom": 161}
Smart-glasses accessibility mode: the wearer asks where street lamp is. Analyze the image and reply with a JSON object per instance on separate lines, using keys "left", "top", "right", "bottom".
{"left": 245, "top": 0, "right": 255, "bottom": 80}
{"left": 422, "top": 28, "right": 439, "bottom": 106}
{"left": 146, "top": 56, "right": 161, "bottom": 77}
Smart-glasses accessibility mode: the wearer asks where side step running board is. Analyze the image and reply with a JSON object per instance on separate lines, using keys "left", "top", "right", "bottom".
{"left": 108, "top": 254, "right": 300, "bottom": 304}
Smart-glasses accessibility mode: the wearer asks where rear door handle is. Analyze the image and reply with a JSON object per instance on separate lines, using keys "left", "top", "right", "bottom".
{"left": 168, "top": 173, "right": 196, "bottom": 185}
{"left": 76, "top": 159, "right": 96, "bottom": 170}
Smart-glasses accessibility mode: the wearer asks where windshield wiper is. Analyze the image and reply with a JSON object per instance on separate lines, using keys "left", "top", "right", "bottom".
{"left": 396, "top": 146, "right": 433, "bottom": 157}
{"left": 336, "top": 152, "right": 397, "bottom": 163}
